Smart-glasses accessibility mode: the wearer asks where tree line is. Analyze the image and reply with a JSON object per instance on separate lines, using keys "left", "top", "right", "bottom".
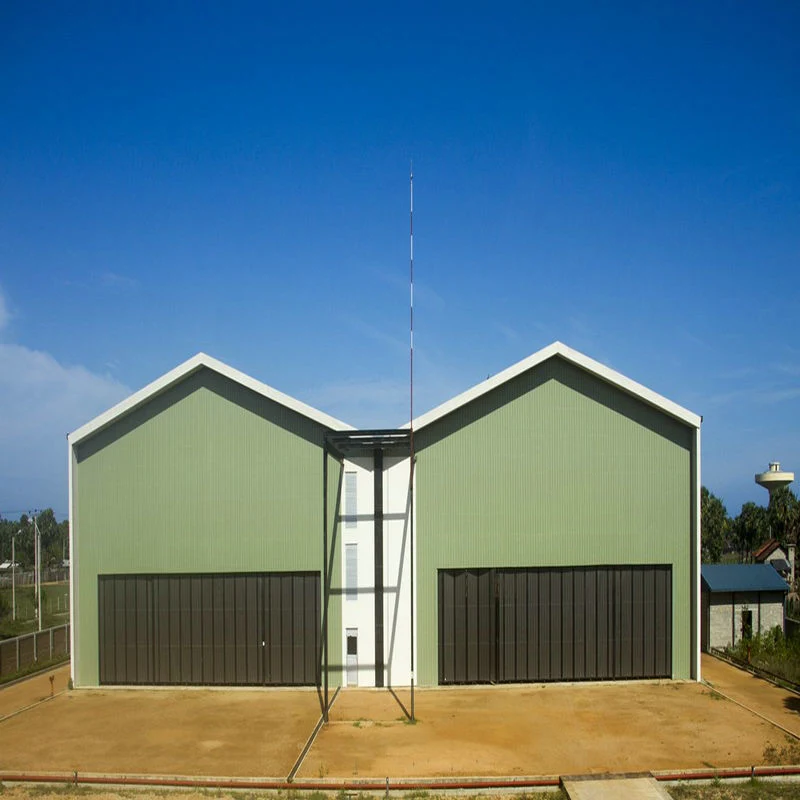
{"left": 702, "top": 485, "right": 800, "bottom": 563}
{"left": 0, "top": 510, "right": 69, "bottom": 571}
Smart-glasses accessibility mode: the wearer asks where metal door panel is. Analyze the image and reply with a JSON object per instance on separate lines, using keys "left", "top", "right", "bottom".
{"left": 438, "top": 565, "right": 672, "bottom": 684}
{"left": 98, "top": 571, "right": 319, "bottom": 686}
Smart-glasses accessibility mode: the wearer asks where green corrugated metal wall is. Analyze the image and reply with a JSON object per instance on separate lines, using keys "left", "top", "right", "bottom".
{"left": 73, "top": 367, "right": 343, "bottom": 687}
{"left": 415, "top": 357, "right": 694, "bottom": 685}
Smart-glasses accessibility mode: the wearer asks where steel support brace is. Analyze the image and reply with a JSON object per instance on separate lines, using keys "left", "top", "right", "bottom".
{"left": 322, "top": 441, "right": 329, "bottom": 722}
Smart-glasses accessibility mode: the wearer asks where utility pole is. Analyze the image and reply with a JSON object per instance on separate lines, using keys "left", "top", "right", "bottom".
{"left": 31, "top": 511, "right": 42, "bottom": 632}
{"left": 12, "top": 530, "right": 19, "bottom": 621}
{"left": 37, "top": 515, "right": 42, "bottom": 630}
{"left": 36, "top": 514, "right": 42, "bottom": 631}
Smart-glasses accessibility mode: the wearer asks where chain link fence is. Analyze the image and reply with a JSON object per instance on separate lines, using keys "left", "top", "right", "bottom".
{"left": 0, "top": 568, "right": 69, "bottom": 587}
{"left": 0, "top": 623, "right": 70, "bottom": 678}
{"left": 1, "top": 579, "right": 70, "bottom": 638}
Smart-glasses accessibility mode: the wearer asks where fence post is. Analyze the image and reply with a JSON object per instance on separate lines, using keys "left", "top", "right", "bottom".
{"left": 2, "top": 625, "right": 70, "bottom": 678}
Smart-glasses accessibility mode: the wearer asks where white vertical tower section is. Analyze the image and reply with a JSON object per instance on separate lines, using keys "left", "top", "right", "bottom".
{"left": 340, "top": 457, "right": 375, "bottom": 687}
{"left": 68, "top": 445, "right": 76, "bottom": 683}
{"left": 338, "top": 455, "right": 415, "bottom": 688}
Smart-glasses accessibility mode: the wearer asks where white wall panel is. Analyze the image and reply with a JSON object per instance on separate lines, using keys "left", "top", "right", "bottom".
{"left": 340, "top": 457, "right": 376, "bottom": 687}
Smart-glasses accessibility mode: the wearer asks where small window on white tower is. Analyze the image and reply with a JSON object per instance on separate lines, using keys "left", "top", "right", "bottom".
{"left": 345, "top": 543, "right": 358, "bottom": 602}
{"left": 345, "top": 471, "right": 357, "bottom": 528}
{"left": 346, "top": 628, "right": 358, "bottom": 686}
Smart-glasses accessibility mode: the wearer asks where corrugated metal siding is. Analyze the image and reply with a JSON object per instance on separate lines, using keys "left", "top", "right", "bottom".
{"left": 415, "top": 356, "right": 694, "bottom": 684}
{"left": 74, "top": 367, "right": 341, "bottom": 686}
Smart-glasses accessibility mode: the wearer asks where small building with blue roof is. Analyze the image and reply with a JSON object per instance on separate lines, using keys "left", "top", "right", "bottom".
{"left": 701, "top": 564, "right": 788, "bottom": 651}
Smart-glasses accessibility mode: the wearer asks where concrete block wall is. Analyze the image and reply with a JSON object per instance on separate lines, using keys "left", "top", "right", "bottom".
{"left": 708, "top": 592, "right": 734, "bottom": 649}
{"left": 759, "top": 594, "right": 785, "bottom": 636}
{"left": 706, "top": 591, "right": 785, "bottom": 649}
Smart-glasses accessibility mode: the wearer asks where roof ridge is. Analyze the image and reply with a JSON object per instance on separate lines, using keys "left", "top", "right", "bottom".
{"left": 754, "top": 538, "right": 782, "bottom": 560}
{"left": 68, "top": 352, "right": 354, "bottom": 445}
{"left": 405, "top": 340, "right": 701, "bottom": 430}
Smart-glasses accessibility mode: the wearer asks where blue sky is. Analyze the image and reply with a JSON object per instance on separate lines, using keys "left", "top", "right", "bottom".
{"left": 0, "top": 2, "right": 798, "bottom": 521}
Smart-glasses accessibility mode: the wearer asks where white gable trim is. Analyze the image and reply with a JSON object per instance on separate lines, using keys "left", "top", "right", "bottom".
{"left": 68, "top": 352, "right": 353, "bottom": 446}
{"left": 407, "top": 341, "right": 701, "bottom": 431}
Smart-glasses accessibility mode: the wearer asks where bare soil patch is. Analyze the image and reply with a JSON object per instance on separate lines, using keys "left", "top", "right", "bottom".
{"left": 0, "top": 666, "right": 792, "bottom": 781}
{"left": 702, "top": 653, "right": 800, "bottom": 738}
{"left": 0, "top": 664, "right": 70, "bottom": 718}
{"left": 0, "top": 684, "right": 320, "bottom": 778}
{"left": 302, "top": 681, "right": 786, "bottom": 779}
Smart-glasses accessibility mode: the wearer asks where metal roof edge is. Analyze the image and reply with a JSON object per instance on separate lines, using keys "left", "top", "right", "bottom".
{"left": 68, "top": 352, "right": 354, "bottom": 446}
{"left": 700, "top": 563, "right": 790, "bottom": 593}
{"left": 403, "top": 341, "right": 701, "bottom": 431}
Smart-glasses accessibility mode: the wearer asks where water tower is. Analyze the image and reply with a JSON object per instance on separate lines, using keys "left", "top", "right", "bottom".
{"left": 755, "top": 462, "right": 795, "bottom": 498}
{"left": 755, "top": 462, "right": 796, "bottom": 590}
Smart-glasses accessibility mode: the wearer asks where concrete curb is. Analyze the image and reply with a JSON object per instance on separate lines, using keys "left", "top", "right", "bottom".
{"left": 5, "top": 764, "right": 800, "bottom": 793}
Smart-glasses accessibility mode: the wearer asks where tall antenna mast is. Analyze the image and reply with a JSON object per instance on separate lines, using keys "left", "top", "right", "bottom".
{"left": 409, "top": 162, "right": 416, "bottom": 721}
{"left": 409, "top": 163, "right": 414, "bottom": 442}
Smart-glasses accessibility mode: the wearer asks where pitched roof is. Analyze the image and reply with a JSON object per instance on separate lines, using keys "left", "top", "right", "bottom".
{"left": 69, "top": 341, "right": 701, "bottom": 447}
{"left": 754, "top": 538, "right": 783, "bottom": 562}
{"left": 701, "top": 564, "right": 789, "bottom": 593}
{"left": 68, "top": 352, "right": 354, "bottom": 446}
{"left": 407, "top": 341, "right": 701, "bottom": 431}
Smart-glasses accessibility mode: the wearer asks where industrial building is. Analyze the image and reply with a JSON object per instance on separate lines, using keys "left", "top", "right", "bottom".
{"left": 701, "top": 564, "right": 788, "bottom": 650}
{"left": 68, "top": 341, "right": 701, "bottom": 689}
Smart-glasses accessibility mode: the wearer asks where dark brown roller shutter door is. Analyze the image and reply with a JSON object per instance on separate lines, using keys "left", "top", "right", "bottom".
{"left": 438, "top": 565, "right": 672, "bottom": 684}
{"left": 98, "top": 575, "right": 154, "bottom": 685}
{"left": 438, "top": 569, "right": 496, "bottom": 684}
{"left": 98, "top": 572, "right": 319, "bottom": 686}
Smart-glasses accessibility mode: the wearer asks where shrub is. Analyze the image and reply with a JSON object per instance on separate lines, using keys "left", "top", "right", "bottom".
{"left": 728, "top": 626, "right": 800, "bottom": 685}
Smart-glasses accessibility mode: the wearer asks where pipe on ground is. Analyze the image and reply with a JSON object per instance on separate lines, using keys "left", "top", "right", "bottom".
{"left": 5, "top": 765, "right": 800, "bottom": 792}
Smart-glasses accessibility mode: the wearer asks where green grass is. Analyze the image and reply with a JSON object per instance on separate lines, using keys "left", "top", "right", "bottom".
{"left": 9, "top": 786, "right": 800, "bottom": 800}
{"left": 0, "top": 581, "right": 69, "bottom": 639}
{"left": 0, "top": 652, "right": 70, "bottom": 686}
{"left": 671, "top": 778, "right": 800, "bottom": 798}
{"left": 727, "top": 626, "right": 800, "bottom": 687}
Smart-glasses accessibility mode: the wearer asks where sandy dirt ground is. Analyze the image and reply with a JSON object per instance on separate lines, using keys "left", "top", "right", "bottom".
{"left": 300, "top": 680, "right": 785, "bottom": 779}
{"left": 0, "top": 683, "right": 321, "bottom": 778}
{"left": 0, "top": 658, "right": 795, "bottom": 781}
{"left": 701, "top": 653, "right": 800, "bottom": 737}
{"left": 0, "top": 664, "right": 71, "bottom": 718}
